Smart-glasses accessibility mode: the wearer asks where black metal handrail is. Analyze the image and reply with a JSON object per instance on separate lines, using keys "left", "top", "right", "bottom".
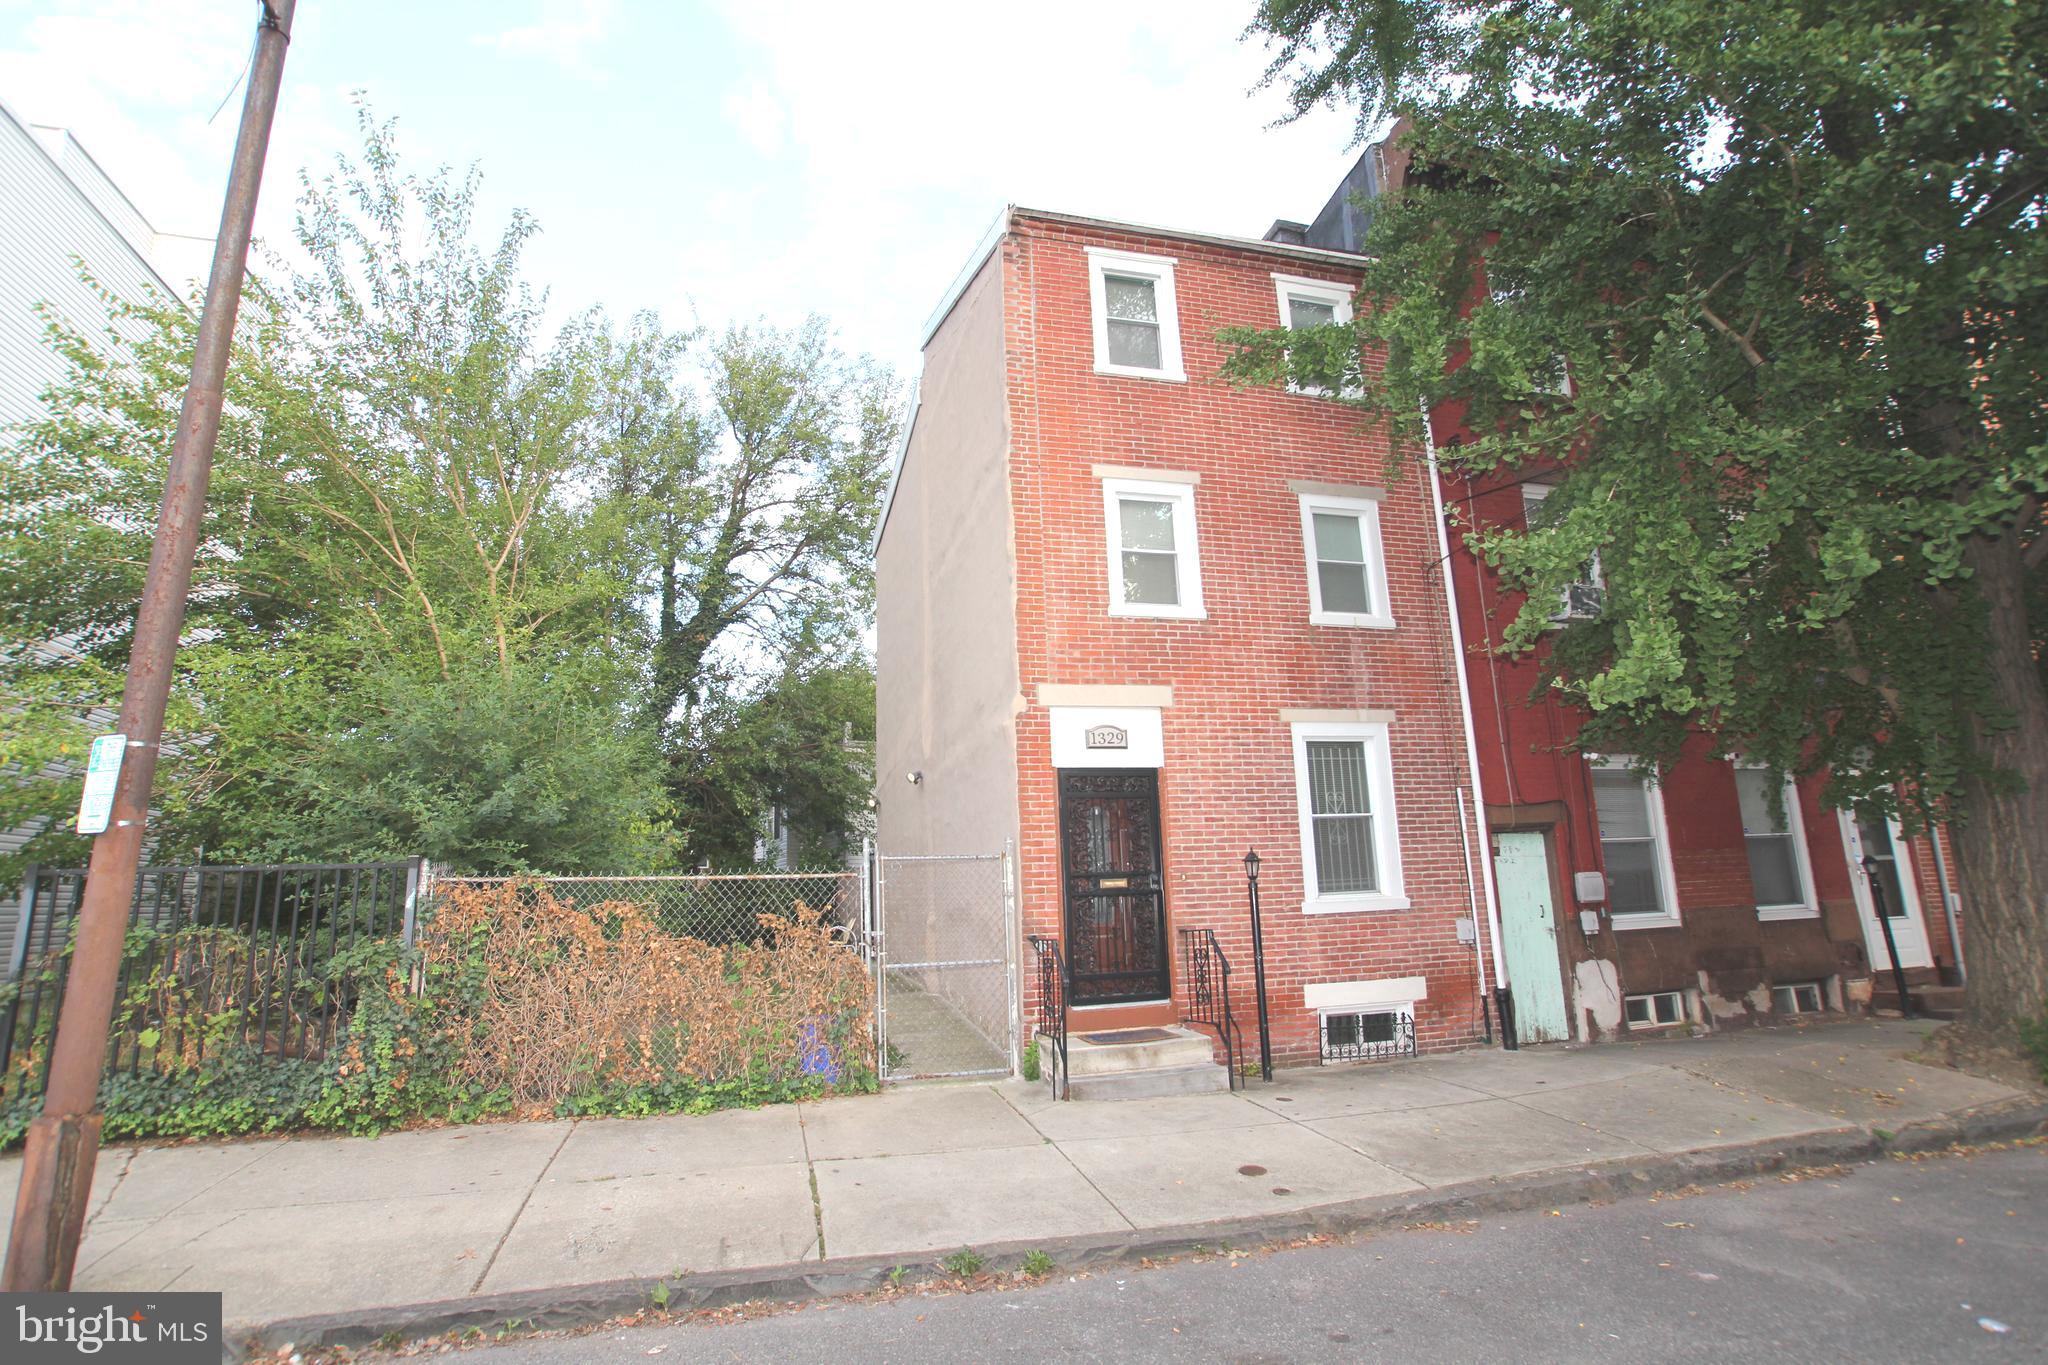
{"left": 1026, "top": 934, "right": 1070, "bottom": 1100}
{"left": 1178, "top": 926, "right": 1244, "bottom": 1090}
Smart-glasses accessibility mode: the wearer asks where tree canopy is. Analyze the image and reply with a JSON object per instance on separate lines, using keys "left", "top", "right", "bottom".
{"left": 1, "top": 109, "right": 893, "bottom": 875}
{"left": 1236, "top": 0, "right": 2047, "bottom": 1031}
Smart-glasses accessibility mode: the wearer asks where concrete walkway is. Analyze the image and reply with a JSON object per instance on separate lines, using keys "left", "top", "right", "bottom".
{"left": 2, "top": 1019, "right": 2038, "bottom": 1342}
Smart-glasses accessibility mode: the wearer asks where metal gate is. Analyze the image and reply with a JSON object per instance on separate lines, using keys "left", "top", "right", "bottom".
{"left": 869, "top": 847, "right": 1018, "bottom": 1081}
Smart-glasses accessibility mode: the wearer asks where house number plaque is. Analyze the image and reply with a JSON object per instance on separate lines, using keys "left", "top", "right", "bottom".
{"left": 1084, "top": 724, "right": 1128, "bottom": 750}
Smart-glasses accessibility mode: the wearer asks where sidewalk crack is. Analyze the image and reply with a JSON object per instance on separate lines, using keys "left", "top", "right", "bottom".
{"left": 798, "top": 1101, "right": 826, "bottom": 1259}
{"left": 86, "top": 1147, "right": 139, "bottom": 1230}
{"left": 471, "top": 1120, "right": 576, "bottom": 1295}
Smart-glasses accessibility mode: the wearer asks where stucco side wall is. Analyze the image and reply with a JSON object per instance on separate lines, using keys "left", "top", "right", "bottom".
{"left": 873, "top": 252, "right": 1021, "bottom": 859}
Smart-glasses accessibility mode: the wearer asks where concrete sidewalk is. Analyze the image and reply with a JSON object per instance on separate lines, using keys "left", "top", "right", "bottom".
{"left": 3, "top": 1018, "right": 2040, "bottom": 1346}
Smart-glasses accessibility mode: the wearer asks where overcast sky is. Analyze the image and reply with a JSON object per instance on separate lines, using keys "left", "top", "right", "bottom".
{"left": 0, "top": 0, "right": 1364, "bottom": 377}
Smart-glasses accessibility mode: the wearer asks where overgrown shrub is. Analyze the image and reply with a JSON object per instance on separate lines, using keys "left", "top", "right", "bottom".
{"left": 0, "top": 879, "right": 877, "bottom": 1148}
{"left": 420, "top": 882, "right": 875, "bottom": 1112}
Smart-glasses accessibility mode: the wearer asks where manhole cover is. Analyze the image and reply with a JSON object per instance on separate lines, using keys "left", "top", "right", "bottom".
{"left": 1238, "top": 1164, "right": 1268, "bottom": 1177}
{"left": 1079, "top": 1028, "right": 1178, "bottom": 1044}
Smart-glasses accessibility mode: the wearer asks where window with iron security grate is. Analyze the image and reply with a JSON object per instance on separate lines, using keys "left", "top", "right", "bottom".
{"left": 1319, "top": 1007, "right": 1417, "bottom": 1063}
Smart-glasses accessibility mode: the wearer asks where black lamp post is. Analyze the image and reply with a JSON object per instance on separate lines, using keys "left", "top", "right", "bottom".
{"left": 1244, "top": 848, "right": 1273, "bottom": 1082}
{"left": 1862, "top": 854, "right": 1915, "bottom": 1019}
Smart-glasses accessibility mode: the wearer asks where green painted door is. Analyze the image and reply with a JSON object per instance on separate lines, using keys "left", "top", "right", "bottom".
{"left": 1494, "top": 831, "right": 1569, "bottom": 1044}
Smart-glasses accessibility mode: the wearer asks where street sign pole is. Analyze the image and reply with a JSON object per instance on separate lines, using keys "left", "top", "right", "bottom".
{"left": 2, "top": 0, "right": 297, "bottom": 1293}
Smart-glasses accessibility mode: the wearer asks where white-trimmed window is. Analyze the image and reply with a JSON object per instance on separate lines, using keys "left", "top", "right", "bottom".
{"left": 1736, "top": 766, "right": 1818, "bottom": 920}
{"left": 1086, "top": 248, "right": 1185, "bottom": 381}
{"left": 1273, "top": 273, "right": 1355, "bottom": 395}
{"left": 1101, "top": 477, "right": 1204, "bottom": 619}
{"left": 1624, "top": 991, "right": 1685, "bottom": 1028}
{"left": 1521, "top": 484, "right": 1605, "bottom": 619}
{"left": 1298, "top": 493, "right": 1393, "bottom": 629}
{"left": 1590, "top": 759, "right": 1680, "bottom": 927}
{"left": 1771, "top": 982, "right": 1824, "bottom": 1015}
{"left": 1291, "top": 721, "right": 1408, "bottom": 913}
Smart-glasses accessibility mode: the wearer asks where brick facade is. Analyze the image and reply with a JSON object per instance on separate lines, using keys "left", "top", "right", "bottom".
{"left": 1440, "top": 434, "right": 1965, "bottom": 1040}
{"left": 878, "top": 195, "right": 1966, "bottom": 1075}
{"left": 986, "top": 211, "right": 1494, "bottom": 1064}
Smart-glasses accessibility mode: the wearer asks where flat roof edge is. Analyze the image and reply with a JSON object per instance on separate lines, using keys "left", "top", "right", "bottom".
{"left": 1010, "top": 206, "right": 1369, "bottom": 268}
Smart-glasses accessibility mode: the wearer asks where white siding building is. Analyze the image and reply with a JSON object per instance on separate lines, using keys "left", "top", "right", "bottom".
{"left": 0, "top": 97, "right": 208, "bottom": 431}
{"left": 1, "top": 100, "right": 207, "bottom": 969}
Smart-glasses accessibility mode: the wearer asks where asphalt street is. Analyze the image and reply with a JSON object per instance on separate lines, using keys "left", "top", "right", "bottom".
{"left": 433, "top": 1143, "right": 2044, "bottom": 1363}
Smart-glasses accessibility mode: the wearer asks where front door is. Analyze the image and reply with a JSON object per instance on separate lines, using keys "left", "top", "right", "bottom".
{"left": 1840, "top": 812, "right": 1934, "bottom": 971}
{"left": 1494, "top": 830, "right": 1570, "bottom": 1044}
{"left": 1058, "top": 770, "right": 1170, "bottom": 1005}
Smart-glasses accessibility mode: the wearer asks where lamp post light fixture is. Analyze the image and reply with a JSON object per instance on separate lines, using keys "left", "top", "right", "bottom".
{"left": 1243, "top": 848, "right": 1273, "bottom": 1082}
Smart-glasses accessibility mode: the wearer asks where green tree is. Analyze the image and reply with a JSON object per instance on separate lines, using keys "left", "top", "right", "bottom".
{"left": 1236, "top": 1, "right": 2047, "bottom": 1033}
{"left": 587, "top": 313, "right": 897, "bottom": 862}
{"left": 3, "top": 109, "right": 894, "bottom": 876}
{"left": 682, "top": 661, "right": 876, "bottom": 868}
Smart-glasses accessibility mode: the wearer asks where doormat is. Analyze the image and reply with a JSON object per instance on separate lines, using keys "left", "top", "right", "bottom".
{"left": 1079, "top": 1027, "right": 1178, "bottom": 1044}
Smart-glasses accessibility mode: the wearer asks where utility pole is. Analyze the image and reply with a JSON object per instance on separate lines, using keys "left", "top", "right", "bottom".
{"left": 2, "top": 0, "right": 297, "bottom": 1293}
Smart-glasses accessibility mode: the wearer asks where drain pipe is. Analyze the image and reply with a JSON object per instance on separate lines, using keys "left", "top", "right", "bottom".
{"left": 1928, "top": 826, "right": 1967, "bottom": 986}
{"left": 1455, "top": 787, "right": 1492, "bottom": 1044}
{"left": 1424, "top": 410, "right": 1511, "bottom": 1043}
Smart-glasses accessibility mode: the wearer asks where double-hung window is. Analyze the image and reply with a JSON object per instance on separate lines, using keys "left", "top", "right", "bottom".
{"left": 1272, "top": 273, "right": 1355, "bottom": 395}
{"left": 1521, "top": 484, "right": 1605, "bottom": 619}
{"left": 1101, "top": 477, "right": 1204, "bottom": 618}
{"left": 1291, "top": 721, "right": 1408, "bottom": 913}
{"left": 1086, "top": 248, "right": 1185, "bottom": 381}
{"left": 1298, "top": 493, "right": 1393, "bottom": 628}
{"left": 1736, "top": 766, "right": 1817, "bottom": 919}
{"left": 1590, "top": 760, "right": 1679, "bottom": 926}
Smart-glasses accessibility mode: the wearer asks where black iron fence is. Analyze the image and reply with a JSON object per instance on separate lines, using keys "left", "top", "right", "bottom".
{"left": 0, "top": 861, "right": 421, "bottom": 1094}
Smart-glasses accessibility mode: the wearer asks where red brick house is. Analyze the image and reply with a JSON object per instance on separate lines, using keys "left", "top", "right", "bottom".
{"left": 874, "top": 207, "right": 1505, "bottom": 1085}
{"left": 1313, "top": 133, "right": 1971, "bottom": 1044}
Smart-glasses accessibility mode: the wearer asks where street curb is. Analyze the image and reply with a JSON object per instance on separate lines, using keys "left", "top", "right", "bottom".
{"left": 238, "top": 1098, "right": 2047, "bottom": 1358}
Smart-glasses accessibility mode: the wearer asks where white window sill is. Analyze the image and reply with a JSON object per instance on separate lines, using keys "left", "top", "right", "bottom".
{"left": 1756, "top": 904, "right": 1821, "bottom": 923}
{"left": 1610, "top": 912, "right": 1682, "bottom": 931}
{"left": 1109, "top": 604, "right": 1207, "bottom": 621}
{"left": 1303, "top": 892, "right": 1412, "bottom": 915}
{"left": 1095, "top": 362, "right": 1187, "bottom": 384}
{"left": 1309, "top": 611, "right": 1397, "bottom": 630}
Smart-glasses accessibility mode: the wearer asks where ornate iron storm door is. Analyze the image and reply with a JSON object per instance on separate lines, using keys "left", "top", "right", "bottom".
{"left": 1057, "top": 769, "right": 1170, "bottom": 1005}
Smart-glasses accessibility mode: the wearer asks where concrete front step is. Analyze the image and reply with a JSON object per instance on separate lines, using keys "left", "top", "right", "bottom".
{"left": 1064, "top": 1062, "right": 1232, "bottom": 1101}
{"left": 1060, "top": 1025, "right": 1218, "bottom": 1077}
{"left": 1036, "top": 1025, "right": 1232, "bottom": 1100}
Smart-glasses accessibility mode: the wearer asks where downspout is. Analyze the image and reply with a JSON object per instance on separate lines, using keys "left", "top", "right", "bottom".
{"left": 1423, "top": 409, "right": 1510, "bottom": 1032}
{"left": 1928, "top": 826, "right": 1966, "bottom": 985}
{"left": 1455, "top": 787, "right": 1491, "bottom": 1043}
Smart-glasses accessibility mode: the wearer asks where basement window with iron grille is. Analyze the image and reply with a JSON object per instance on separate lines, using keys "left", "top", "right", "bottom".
{"left": 1623, "top": 991, "right": 1685, "bottom": 1028}
{"left": 1319, "top": 1007, "right": 1417, "bottom": 1063}
{"left": 1772, "top": 982, "right": 1825, "bottom": 1016}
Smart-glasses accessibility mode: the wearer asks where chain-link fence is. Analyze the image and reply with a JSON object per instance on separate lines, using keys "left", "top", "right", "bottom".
{"left": 416, "top": 871, "right": 872, "bottom": 1104}
{"left": 430, "top": 871, "right": 861, "bottom": 946}
{"left": 875, "top": 852, "right": 1016, "bottom": 1081}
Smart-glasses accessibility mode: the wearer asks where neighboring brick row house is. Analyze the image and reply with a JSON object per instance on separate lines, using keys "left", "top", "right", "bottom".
{"left": 874, "top": 148, "right": 1967, "bottom": 1080}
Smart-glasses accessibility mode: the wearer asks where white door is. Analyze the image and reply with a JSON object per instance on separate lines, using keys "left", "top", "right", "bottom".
{"left": 1838, "top": 812, "right": 1932, "bottom": 971}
